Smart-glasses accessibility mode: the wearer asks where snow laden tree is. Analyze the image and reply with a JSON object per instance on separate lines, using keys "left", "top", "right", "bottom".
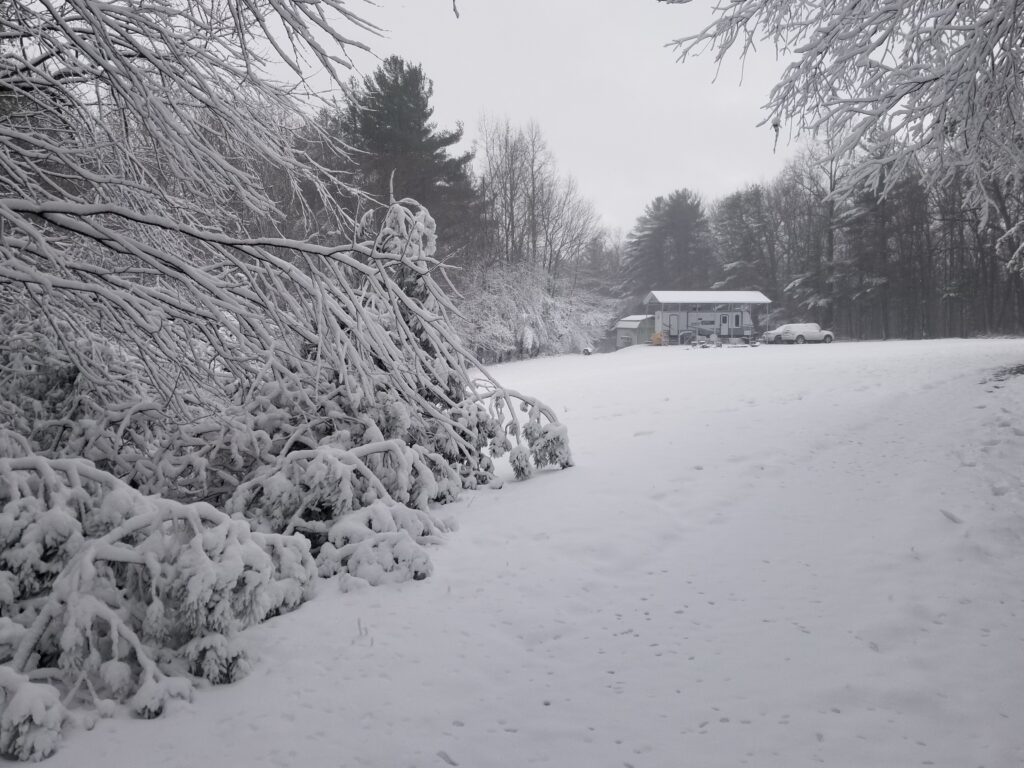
{"left": 0, "top": 0, "right": 570, "bottom": 759}
{"left": 442, "top": 116, "right": 610, "bottom": 361}
{"left": 449, "top": 263, "right": 620, "bottom": 363}
{"left": 662, "top": 0, "right": 1024, "bottom": 259}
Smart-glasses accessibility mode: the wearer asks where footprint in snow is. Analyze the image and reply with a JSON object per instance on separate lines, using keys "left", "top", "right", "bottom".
{"left": 939, "top": 509, "right": 963, "bottom": 524}
{"left": 955, "top": 451, "right": 977, "bottom": 467}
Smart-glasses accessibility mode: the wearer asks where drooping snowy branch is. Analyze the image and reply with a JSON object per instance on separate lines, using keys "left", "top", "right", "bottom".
{"left": 0, "top": 200, "right": 572, "bottom": 759}
{"left": 662, "top": 0, "right": 1024, "bottom": 237}
{"left": 1, "top": 0, "right": 573, "bottom": 759}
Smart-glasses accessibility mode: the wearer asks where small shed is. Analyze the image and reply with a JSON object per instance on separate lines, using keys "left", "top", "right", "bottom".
{"left": 643, "top": 290, "right": 772, "bottom": 344}
{"left": 614, "top": 314, "right": 655, "bottom": 348}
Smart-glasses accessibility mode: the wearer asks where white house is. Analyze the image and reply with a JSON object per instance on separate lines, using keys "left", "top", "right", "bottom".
{"left": 643, "top": 290, "right": 772, "bottom": 344}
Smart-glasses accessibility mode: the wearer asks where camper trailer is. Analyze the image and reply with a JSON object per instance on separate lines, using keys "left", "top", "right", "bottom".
{"left": 643, "top": 290, "right": 772, "bottom": 345}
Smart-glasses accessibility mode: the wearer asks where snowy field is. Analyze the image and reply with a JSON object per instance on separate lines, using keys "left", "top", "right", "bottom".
{"left": 50, "top": 339, "right": 1024, "bottom": 768}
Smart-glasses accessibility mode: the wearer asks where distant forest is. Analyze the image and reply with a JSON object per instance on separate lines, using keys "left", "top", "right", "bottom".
{"left": 299, "top": 56, "right": 1024, "bottom": 353}
{"left": 621, "top": 161, "right": 1024, "bottom": 341}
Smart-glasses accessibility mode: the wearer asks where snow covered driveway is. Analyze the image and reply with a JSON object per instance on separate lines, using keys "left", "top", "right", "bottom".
{"left": 53, "top": 340, "right": 1024, "bottom": 768}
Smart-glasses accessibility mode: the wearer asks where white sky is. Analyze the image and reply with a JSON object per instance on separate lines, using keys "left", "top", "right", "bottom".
{"left": 333, "top": 0, "right": 798, "bottom": 233}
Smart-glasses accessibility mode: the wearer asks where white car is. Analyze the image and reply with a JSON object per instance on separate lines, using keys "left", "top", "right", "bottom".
{"left": 762, "top": 324, "right": 793, "bottom": 344}
{"left": 779, "top": 323, "right": 834, "bottom": 344}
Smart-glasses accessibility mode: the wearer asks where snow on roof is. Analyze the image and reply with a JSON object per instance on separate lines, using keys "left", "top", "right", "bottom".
{"left": 645, "top": 290, "right": 772, "bottom": 305}
{"left": 614, "top": 314, "right": 653, "bottom": 330}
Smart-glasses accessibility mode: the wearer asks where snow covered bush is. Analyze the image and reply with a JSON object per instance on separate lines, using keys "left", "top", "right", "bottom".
{"left": 345, "top": 531, "right": 432, "bottom": 586}
{"left": 0, "top": 0, "right": 573, "bottom": 758}
{"left": 0, "top": 203, "right": 572, "bottom": 758}
{"left": 451, "top": 263, "right": 620, "bottom": 362}
{"left": 228, "top": 446, "right": 457, "bottom": 574}
{"left": 0, "top": 453, "right": 315, "bottom": 757}
{"left": 0, "top": 668, "right": 66, "bottom": 762}
{"left": 317, "top": 500, "right": 445, "bottom": 585}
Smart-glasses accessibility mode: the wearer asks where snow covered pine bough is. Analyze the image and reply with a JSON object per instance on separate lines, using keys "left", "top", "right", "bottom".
{"left": 0, "top": 1, "right": 570, "bottom": 758}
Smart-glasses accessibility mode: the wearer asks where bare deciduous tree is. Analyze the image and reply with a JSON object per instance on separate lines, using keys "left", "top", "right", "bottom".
{"left": 477, "top": 116, "right": 599, "bottom": 271}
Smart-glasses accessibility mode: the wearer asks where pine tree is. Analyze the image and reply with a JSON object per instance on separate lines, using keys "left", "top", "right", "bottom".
{"left": 711, "top": 186, "right": 780, "bottom": 296}
{"left": 338, "top": 57, "right": 478, "bottom": 257}
{"left": 621, "top": 189, "right": 716, "bottom": 296}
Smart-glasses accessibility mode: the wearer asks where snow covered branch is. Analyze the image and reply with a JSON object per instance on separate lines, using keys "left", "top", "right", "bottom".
{"left": 663, "top": 0, "right": 1024, "bottom": 240}
{"left": 0, "top": 0, "right": 573, "bottom": 759}
{"left": 0, "top": 451, "right": 314, "bottom": 758}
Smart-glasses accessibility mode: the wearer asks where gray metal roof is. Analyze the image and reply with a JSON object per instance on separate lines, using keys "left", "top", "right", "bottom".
{"left": 645, "top": 290, "right": 772, "bottom": 305}
{"left": 614, "top": 314, "right": 654, "bottom": 330}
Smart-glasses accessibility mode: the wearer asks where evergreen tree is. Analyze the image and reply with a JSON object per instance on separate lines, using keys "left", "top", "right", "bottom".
{"left": 710, "top": 185, "right": 781, "bottom": 297}
{"left": 621, "top": 189, "right": 715, "bottom": 296}
{"left": 338, "top": 57, "right": 478, "bottom": 256}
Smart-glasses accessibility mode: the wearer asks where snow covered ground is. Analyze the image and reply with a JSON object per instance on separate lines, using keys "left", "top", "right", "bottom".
{"left": 50, "top": 339, "right": 1024, "bottom": 768}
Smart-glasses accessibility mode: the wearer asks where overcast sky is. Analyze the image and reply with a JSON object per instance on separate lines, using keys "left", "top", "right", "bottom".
{"left": 334, "top": 0, "right": 798, "bottom": 233}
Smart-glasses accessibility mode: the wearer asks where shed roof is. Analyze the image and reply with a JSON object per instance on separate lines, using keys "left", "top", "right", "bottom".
{"left": 645, "top": 290, "right": 772, "bottom": 305}
{"left": 614, "top": 314, "right": 654, "bottom": 330}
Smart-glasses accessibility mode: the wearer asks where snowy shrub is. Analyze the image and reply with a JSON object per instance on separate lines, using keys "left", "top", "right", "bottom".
{"left": 0, "top": 668, "right": 66, "bottom": 762}
{"left": 315, "top": 500, "right": 450, "bottom": 578}
{"left": 227, "top": 442, "right": 456, "bottom": 552}
{"left": 1, "top": 0, "right": 572, "bottom": 755}
{"left": 0, "top": 455, "right": 315, "bottom": 756}
{"left": 179, "top": 634, "right": 252, "bottom": 686}
{"left": 451, "top": 263, "right": 621, "bottom": 362}
{"left": 472, "top": 385, "right": 574, "bottom": 480}
{"left": 345, "top": 531, "right": 432, "bottom": 586}
{"left": 0, "top": 198, "right": 573, "bottom": 757}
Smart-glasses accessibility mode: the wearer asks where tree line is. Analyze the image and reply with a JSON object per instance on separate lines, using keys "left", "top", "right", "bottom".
{"left": 622, "top": 148, "right": 1024, "bottom": 339}
{"left": 649, "top": 0, "right": 1024, "bottom": 340}
{"left": 327, "top": 56, "right": 1024, "bottom": 348}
